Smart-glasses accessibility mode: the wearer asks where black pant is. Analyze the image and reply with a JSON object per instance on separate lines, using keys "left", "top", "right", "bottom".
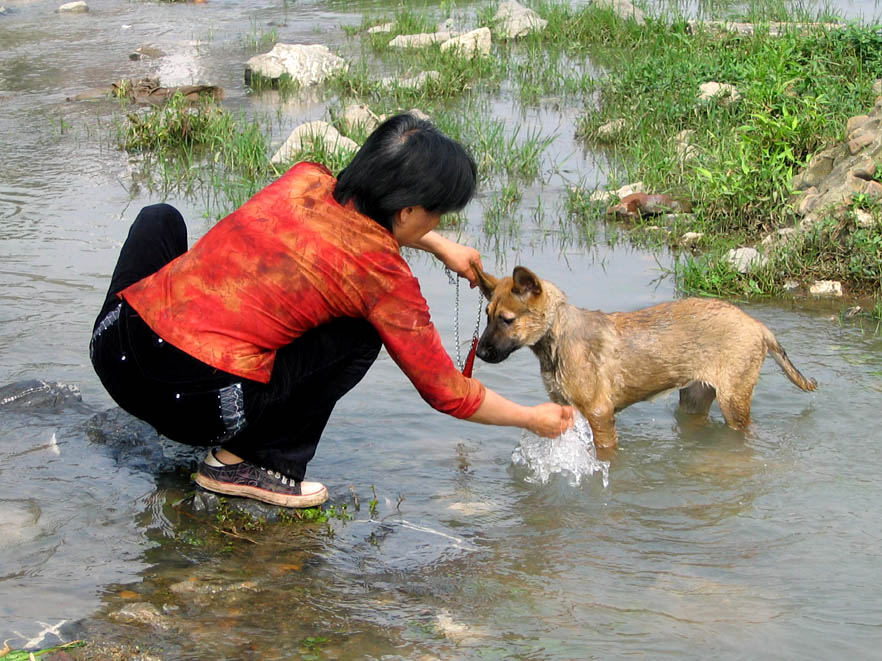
{"left": 90, "top": 203, "right": 381, "bottom": 480}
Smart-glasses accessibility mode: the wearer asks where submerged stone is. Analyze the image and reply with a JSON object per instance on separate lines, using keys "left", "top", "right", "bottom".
{"left": 0, "top": 379, "right": 86, "bottom": 411}
{"left": 81, "top": 406, "right": 203, "bottom": 473}
{"left": 58, "top": 1, "right": 88, "bottom": 12}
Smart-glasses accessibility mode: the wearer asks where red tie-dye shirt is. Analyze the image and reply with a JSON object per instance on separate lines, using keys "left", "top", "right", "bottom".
{"left": 120, "top": 162, "right": 485, "bottom": 419}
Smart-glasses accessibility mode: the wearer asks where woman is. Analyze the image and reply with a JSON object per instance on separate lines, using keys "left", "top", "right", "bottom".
{"left": 90, "top": 113, "right": 574, "bottom": 508}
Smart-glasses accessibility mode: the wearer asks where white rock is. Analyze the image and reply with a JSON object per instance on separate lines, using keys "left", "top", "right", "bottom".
{"left": 339, "top": 103, "right": 379, "bottom": 134}
{"left": 809, "top": 280, "right": 844, "bottom": 296}
{"left": 407, "top": 108, "right": 431, "bottom": 121}
{"left": 440, "top": 27, "right": 492, "bottom": 57}
{"left": 588, "top": 181, "right": 643, "bottom": 203}
{"left": 680, "top": 231, "right": 703, "bottom": 247}
{"left": 271, "top": 121, "right": 358, "bottom": 164}
{"left": 594, "top": 0, "right": 645, "bottom": 24}
{"left": 596, "top": 118, "right": 626, "bottom": 139}
{"left": 725, "top": 246, "right": 767, "bottom": 273}
{"left": 388, "top": 32, "right": 452, "bottom": 48}
{"left": 58, "top": 1, "right": 88, "bottom": 12}
{"left": 698, "top": 81, "right": 741, "bottom": 103}
{"left": 437, "top": 17, "right": 456, "bottom": 33}
{"left": 380, "top": 70, "right": 440, "bottom": 90}
{"left": 493, "top": 1, "right": 548, "bottom": 39}
{"left": 367, "top": 22, "right": 394, "bottom": 34}
{"left": 246, "top": 43, "right": 346, "bottom": 86}
{"left": 855, "top": 208, "right": 876, "bottom": 228}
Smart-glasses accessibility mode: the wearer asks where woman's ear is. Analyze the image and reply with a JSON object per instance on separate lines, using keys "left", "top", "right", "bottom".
{"left": 394, "top": 206, "right": 414, "bottom": 227}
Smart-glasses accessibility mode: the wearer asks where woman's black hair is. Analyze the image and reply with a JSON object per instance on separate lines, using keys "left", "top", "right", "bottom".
{"left": 333, "top": 113, "right": 477, "bottom": 231}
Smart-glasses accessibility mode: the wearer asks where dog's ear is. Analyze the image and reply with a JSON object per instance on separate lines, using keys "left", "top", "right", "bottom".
{"left": 511, "top": 266, "right": 542, "bottom": 298}
{"left": 471, "top": 261, "right": 498, "bottom": 300}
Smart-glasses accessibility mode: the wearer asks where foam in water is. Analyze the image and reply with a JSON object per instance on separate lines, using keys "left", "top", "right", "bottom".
{"left": 511, "top": 413, "right": 610, "bottom": 488}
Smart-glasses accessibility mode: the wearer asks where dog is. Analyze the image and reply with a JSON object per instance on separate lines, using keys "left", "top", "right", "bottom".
{"left": 471, "top": 264, "right": 817, "bottom": 454}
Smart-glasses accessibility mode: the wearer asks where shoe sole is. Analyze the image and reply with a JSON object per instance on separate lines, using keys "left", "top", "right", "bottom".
{"left": 194, "top": 473, "right": 329, "bottom": 508}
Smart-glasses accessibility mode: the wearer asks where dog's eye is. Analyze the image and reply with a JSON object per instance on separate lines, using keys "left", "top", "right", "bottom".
{"left": 500, "top": 315, "right": 516, "bottom": 325}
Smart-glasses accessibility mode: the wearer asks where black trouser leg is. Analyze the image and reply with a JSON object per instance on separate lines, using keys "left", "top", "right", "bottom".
{"left": 95, "top": 203, "right": 188, "bottom": 323}
{"left": 224, "top": 317, "right": 382, "bottom": 481}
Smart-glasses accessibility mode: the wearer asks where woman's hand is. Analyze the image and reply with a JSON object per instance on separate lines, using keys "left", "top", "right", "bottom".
{"left": 408, "top": 231, "right": 483, "bottom": 287}
{"left": 467, "top": 389, "right": 575, "bottom": 439}
{"left": 527, "top": 402, "right": 576, "bottom": 438}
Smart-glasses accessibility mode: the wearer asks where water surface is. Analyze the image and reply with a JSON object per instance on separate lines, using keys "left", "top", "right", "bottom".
{"left": 2, "top": 0, "right": 882, "bottom": 657}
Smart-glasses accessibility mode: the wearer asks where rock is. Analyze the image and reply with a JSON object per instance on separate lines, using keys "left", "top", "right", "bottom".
{"left": 388, "top": 32, "right": 453, "bottom": 48}
{"left": 440, "top": 27, "right": 492, "bottom": 57}
{"left": 795, "top": 188, "right": 821, "bottom": 216}
{"left": 169, "top": 578, "right": 258, "bottom": 595}
{"left": 725, "top": 247, "right": 768, "bottom": 273}
{"left": 809, "top": 280, "right": 843, "bottom": 296}
{"left": 607, "top": 193, "right": 692, "bottom": 219}
{"left": 437, "top": 17, "right": 456, "bottom": 33}
{"left": 493, "top": 1, "right": 548, "bottom": 39}
{"left": 245, "top": 43, "right": 346, "bottom": 86}
{"left": 339, "top": 103, "right": 379, "bottom": 134}
{"left": 855, "top": 208, "right": 876, "bottom": 228}
{"left": 680, "top": 231, "right": 703, "bottom": 247}
{"left": 847, "top": 129, "right": 876, "bottom": 154}
{"left": 874, "top": 79, "right": 882, "bottom": 96}
{"left": 111, "top": 603, "right": 172, "bottom": 631}
{"left": 783, "top": 280, "right": 800, "bottom": 291}
{"left": 407, "top": 108, "right": 431, "bottom": 121}
{"left": 594, "top": 0, "right": 645, "bottom": 24}
{"left": 761, "top": 227, "right": 796, "bottom": 247}
{"left": 380, "top": 70, "right": 440, "bottom": 90}
{"left": 366, "top": 22, "right": 394, "bottom": 34}
{"left": 81, "top": 406, "right": 203, "bottom": 473}
{"left": 271, "top": 120, "right": 358, "bottom": 164}
{"left": 846, "top": 114, "right": 870, "bottom": 135}
{"left": 698, "top": 81, "right": 740, "bottom": 103}
{"left": 847, "top": 152, "right": 877, "bottom": 180}
{"left": 589, "top": 181, "right": 644, "bottom": 203}
{"left": 129, "top": 45, "right": 165, "bottom": 61}
{"left": 863, "top": 179, "right": 882, "bottom": 199}
{"left": 596, "top": 118, "right": 626, "bottom": 141}
{"left": 0, "top": 379, "right": 85, "bottom": 411}
{"left": 674, "top": 129, "right": 698, "bottom": 161}
{"left": 58, "top": 1, "right": 88, "bottom": 12}
{"left": 792, "top": 147, "right": 836, "bottom": 190}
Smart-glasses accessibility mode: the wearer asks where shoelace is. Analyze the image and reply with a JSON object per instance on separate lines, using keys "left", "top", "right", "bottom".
{"left": 260, "top": 466, "right": 295, "bottom": 487}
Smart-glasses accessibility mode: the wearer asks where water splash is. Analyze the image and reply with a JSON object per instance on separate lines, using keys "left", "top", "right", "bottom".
{"left": 511, "top": 413, "right": 610, "bottom": 488}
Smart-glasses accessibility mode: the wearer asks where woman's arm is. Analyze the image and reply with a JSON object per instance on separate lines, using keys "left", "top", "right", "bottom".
{"left": 467, "top": 387, "right": 575, "bottom": 438}
{"left": 407, "top": 230, "right": 482, "bottom": 286}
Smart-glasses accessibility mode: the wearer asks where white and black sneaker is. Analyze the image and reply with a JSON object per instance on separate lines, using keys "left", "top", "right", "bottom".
{"left": 194, "top": 449, "right": 328, "bottom": 508}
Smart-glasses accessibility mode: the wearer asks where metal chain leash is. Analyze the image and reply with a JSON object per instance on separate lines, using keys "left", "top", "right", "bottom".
{"left": 446, "top": 267, "right": 483, "bottom": 372}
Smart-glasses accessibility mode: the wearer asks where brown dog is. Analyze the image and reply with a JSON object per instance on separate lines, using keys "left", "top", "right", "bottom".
{"left": 472, "top": 264, "right": 817, "bottom": 453}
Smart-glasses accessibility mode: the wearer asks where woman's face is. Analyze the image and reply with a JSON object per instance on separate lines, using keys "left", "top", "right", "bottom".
{"left": 392, "top": 205, "right": 442, "bottom": 246}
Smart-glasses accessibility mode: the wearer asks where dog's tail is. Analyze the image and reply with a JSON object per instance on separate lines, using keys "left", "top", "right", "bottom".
{"left": 764, "top": 328, "right": 817, "bottom": 391}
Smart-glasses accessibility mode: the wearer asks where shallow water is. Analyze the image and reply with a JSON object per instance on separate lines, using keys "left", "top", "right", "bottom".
{"left": 2, "top": 0, "right": 882, "bottom": 657}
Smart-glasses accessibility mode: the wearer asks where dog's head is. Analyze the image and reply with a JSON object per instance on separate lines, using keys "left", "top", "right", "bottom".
{"left": 471, "top": 263, "right": 553, "bottom": 363}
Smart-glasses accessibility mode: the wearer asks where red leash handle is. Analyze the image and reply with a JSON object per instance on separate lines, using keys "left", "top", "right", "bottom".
{"left": 462, "top": 336, "right": 478, "bottom": 378}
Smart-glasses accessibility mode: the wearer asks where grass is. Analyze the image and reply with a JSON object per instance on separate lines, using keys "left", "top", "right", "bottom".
{"left": 108, "top": 0, "right": 882, "bottom": 311}
{"left": 559, "top": 4, "right": 882, "bottom": 300}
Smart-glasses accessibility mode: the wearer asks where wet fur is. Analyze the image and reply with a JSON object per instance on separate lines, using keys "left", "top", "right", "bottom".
{"left": 473, "top": 264, "right": 817, "bottom": 454}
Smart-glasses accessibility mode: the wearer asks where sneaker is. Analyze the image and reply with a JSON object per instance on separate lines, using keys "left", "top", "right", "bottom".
{"left": 194, "top": 449, "right": 328, "bottom": 508}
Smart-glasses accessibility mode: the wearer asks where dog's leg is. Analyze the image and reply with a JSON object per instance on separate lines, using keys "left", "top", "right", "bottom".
{"left": 716, "top": 359, "right": 764, "bottom": 430}
{"left": 577, "top": 397, "right": 618, "bottom": 453}
{"left": 678, "top": 382, "right": 716, "bottom": 416}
